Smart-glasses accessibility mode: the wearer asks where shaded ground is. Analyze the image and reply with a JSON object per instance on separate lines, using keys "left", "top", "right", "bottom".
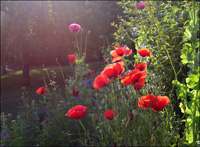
{"left": 1, "top": 62, "right": 103, "bottom": 117}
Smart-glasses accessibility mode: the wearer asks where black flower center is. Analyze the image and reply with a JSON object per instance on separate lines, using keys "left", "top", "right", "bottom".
{"left": 73, "top": 26, "right": 78, "bottom": 33}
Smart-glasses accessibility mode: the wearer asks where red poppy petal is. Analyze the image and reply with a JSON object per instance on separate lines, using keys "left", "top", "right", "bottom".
{"left": 93, "top": 74, "right": 109, "bottom": 89}
{"left": 151, "top": 96, "right": 170, "bottom": 112}
{"left": 125, "top": 49, "right": 132, "bottom": 55}
{"left": 121, "top": 75, "right": 133, "bottom": 85}
{"left": 110, "top": 50, "right": 118, "bottom": 57}
{"left": 138, "top": 95, "right": 150, "bottom": 109}
{"left": 104, "top": 110, "right": 117, "bottom": 120}
{"left": 129, "top": 69, "right": 140, "bottom": 75}
{"left": 112, "top": 56, "right": 123, "bottom": 63}
{"left": 102, "top": 68, "right": 116, "bottom": 78}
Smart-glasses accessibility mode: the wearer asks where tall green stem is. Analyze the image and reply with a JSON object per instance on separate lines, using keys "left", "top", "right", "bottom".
{"left": 164, "top": 46, "right": 177, "bottom": 80}
{"left": 84, "top": 33, "right": 88, "bottom": 67}
{"left": 80, "top": 29, "right": 83, "bottom": 58}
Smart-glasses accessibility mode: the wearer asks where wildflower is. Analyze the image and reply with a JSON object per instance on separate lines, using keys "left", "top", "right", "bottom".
{"left": 136, "top": 2, "right": 146, "bottom": 9}
{"left": 121, "top": 69, "right": 147, "bottom": 90}
{"left": 133, "top": 62, "right": 147, "bottom": 71}
{"left": 69, "top": 23, "right": 81, "bottom": 33}
{"left": 138, "top": 94, "right": 170, "bottom": 112}
{"left": 104, "top": 110, "right": 117, "bottom": 120}
{"left": 85, "top": 69, "right": 95, "bottom": 76}
{"left": 93, "top": 74, "right": 109, "bottom": 89}
{"left": 65, "top": 105, "right": 87, "bottom": 119}
{"left": 110, "top": 44, "right": 132, "bottom": 59}
{"left": 53, "top": 88, "right": 56, "bottom": 91}
{"left": 36, "top": 87, "right": 47, "bottom": 95}
{"left": 73, "top": 86, "right": 79, "bottom": 96}
{"left": 50, "top": 80, "right": 56, "bottom": 84}
{"left": 138, "top": 94, "right": 156, "bottom": 109}
{"left": 151, "top": 96, "right": 170, "bottom": 112}
{"left": 101, "top": 62, "right": 125, "bottom": 79}
{"left": 137, "top": 48, "right": 152, "bottom": 57}
{"left": 68, "top": 55, "right": 76, "bottom": 64}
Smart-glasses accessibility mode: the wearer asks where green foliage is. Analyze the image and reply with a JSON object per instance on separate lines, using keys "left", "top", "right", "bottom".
{"left": 172, "top": 1, "right": 200, "bottom": 146}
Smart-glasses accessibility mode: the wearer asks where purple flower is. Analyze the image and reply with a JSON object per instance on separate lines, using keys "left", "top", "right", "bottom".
{"left": 33, "top": 115, "right": 39, "bottom": 119}
{"left": 53, "top": 88, "right": 56, "bottom": 91}
{"left": 136, "top": 2, "right": 146, "bottom": 9}
{"left": 131, "top": 32, "right": 135, "bottom": 36}
{"left": 50, "top": 80, "right": 56, "bottom": 84}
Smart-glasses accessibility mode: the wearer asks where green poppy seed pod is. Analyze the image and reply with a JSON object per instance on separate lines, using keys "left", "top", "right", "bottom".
{"left": 99, "top": 35, "right": 104, "bottom": 39}
{"left": 11, "top": 120, "right": 16, "bottom": 124}
{"left": 87, "top": 30, "right": 91, "bottom": 35}
{"left": 7, "top": 114, "right": 12, "bottom": 118}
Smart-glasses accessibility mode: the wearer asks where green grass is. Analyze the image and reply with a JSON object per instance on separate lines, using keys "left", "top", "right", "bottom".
{"left": 1, "top": 61, "right": 103, "bottom": 117}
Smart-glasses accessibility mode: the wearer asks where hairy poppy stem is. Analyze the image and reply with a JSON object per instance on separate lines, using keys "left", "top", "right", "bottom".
{"left": 164, "top": 46, "right": 177, "bottom": 81}
{"left": 79, "top": 120, "right": 89, "bottom": 146}
{"left": 84, "top": 33, "right": 88, "bottom": 65}
{"left": 55, "top": 58, "right": 67, "bottom": 86}
{"left": 80, "top": 29, "right": 83, "bottom": 58}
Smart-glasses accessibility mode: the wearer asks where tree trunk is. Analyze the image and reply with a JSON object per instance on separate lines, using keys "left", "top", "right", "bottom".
{"left": 23, "top": 41, "right": 30, "bottom": 87}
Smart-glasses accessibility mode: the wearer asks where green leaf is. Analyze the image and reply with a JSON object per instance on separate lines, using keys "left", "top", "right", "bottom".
{"left": 172, "top": 80, "right": 188, "bottom": 101}
{"left": 186, "top": 73, "right": 199, "bottom": 89}
{"left": 180, "top": 43, "right": 196, "bottom": 64}
{"left": 179, "top": 102, "right": 192, "bottom": 115}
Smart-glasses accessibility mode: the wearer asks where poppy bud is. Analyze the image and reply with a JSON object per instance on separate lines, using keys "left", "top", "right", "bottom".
{"left": 87, "top": 30, "right": 91, "bottom": 35}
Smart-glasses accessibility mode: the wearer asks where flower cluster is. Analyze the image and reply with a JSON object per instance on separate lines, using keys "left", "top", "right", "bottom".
{"left": 138, "top": 94, "right": 170, "bottom": 112}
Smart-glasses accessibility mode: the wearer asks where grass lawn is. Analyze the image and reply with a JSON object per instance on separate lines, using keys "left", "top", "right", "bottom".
{"left": 1, "top": 61, "right": 103, "bottom": 117}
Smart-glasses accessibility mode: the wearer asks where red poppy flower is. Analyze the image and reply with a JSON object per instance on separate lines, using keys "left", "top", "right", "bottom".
{"left": 85, "top": 69, "right": 95, "bottom": 76}
{"left": 151, "top": 96, "right": 170, "bottom": 112}
{"left": 121, "top": 69, "right": 147, "bottom": 90}
{"left": 68, "top": 55, "right": 76, "bottom": 64}
{"left": 137, "top": 48, "right": 152, "bottom": 57}
{"left": 104, "top": 110, "right": 118, "bottom": 120}
{"left": 133, "top": 62, "right": 147, "bottom": 71}
{"left": 69, "top": 23, "right": 81, "bottom": 33}
{"left": 65, "top": 105, "right": 87, "bottom": 119}
{"left": 93, "top": 74, "right": 109, "bottom": 89}
{"left": 101, "top": 62, "right": 125, "bottom": 79}
{"left": 138, "top": 94, "right": 170, "bottom": 112}
{"left": 110, "top": 44, "right": 132, "bottom": 58}
{"left": 138, "top": 94, "right": 157, "bottom": 109}
{"left": 36, "top": 87, "right": 47, "bottom": 95}
{"left": 136, "top": 2, "right": 146, "bottom": 9}
{"left": 73, "top": 86, "right": 79, "bottom": 96}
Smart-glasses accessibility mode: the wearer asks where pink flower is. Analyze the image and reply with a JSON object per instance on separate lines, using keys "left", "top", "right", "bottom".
{"left": 69, "top": 23, "right": 81, "bottom": 33}
{"left": 136, "top": 2, "right": 146, "bottom": 9}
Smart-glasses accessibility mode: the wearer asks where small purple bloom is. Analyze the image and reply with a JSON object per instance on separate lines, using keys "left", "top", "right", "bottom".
{"left": 33, "top": 115, "right": 39, "bottom": 119}
{"left": 50, "top": 80, "right": 56, "bottom": 84}
{"left": 53, "top": 88, "right": 56, "bottom": 91}
{"left": 131, "top": 32, "right": 135, "bottom": 36}
{"left": 136, "top": 2, "right": 146, "bottom": 9}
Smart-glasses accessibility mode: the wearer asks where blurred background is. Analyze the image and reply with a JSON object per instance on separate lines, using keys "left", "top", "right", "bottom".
{"left": 1, "top": 1, "right": 124, "bottom": 72}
